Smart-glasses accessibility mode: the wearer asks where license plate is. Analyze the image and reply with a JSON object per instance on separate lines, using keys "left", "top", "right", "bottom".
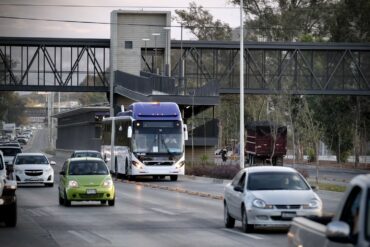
{"left": 86, "top": 189, "right": 97, "bottom": 195}
{"left": 281, "top": 212, "right": 297, "bottom": 219}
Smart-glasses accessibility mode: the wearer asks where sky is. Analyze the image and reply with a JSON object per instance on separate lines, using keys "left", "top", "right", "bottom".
{"left": 0, "top": 0, "right": 241, "bottom": 40}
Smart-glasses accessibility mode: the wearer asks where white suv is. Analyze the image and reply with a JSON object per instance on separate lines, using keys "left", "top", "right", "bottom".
{"left": 13, "top": 153, "right": 56, "bottom": 187}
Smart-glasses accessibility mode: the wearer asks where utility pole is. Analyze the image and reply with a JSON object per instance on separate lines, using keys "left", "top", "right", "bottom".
{"left": 239, "top": 0, "right": 245, "bottom": 169}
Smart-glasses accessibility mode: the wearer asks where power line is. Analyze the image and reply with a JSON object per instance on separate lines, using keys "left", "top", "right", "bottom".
{"left": 0, "top": 16, "right": 328, "bottom": 32}
{"left": 0, "top": 3, "right": 240, "bottom": 9}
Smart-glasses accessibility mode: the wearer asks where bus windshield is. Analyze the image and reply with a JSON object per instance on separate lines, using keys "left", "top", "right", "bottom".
{"left": 132, "top": 123, "right": 183, "bottom": 154}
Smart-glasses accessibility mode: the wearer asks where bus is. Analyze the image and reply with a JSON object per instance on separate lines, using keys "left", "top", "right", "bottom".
{"left": 101, "top": 102, "right": 188, "bottom": 181}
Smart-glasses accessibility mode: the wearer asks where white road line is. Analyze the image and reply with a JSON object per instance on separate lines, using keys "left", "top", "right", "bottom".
{"left": 68, "top": 230, "right": 95, "bottom": 244}
{"left": 27, "top": 209, "right": 42, "bottom": 217}
{"left": 222, "top": 228, "right": 264, "bottom": 240}
{"left": 150, "top": 207, "right": 176, "bottom": 216}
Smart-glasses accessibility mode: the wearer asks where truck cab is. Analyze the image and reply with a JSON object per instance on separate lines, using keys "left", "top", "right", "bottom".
{"left": 0, "top": 150, "right": 17, "bottom": 227}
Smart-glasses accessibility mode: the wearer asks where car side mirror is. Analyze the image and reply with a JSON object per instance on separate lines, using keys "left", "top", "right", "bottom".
{"left": 326, "top": 221, "right": 351, "bottom": 243}
{"left": 234, "top": 185, "right": 243, "bottom": 193}
{"left": 50, "top": 161, "right": 56, "bottom": 166}
{"left": 59, "top": 171, "right": 65, "bottom": 176}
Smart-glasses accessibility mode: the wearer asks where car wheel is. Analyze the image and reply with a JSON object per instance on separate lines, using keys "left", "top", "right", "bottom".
{"left": 241, "top": 206, "right": 254, "bottom": 233}
{"left": 4, "top": 201, "right": 17, "bottom": 227}
{"left": 108, "top": 197, "right": 115, "bottom": 206}
{"left": 63, "top": 191, "right": 71, "bottom": 207}
{"left": 170, "top": 175, "right": 178, "bottom": 181}
{"left": 58, "top": 190, "right": 64, "bottom": 205}
{"left": 224, "top": 202, "right": 235, "bottom": 228}
{"left": 100, "top": 200, "right": 107, "bottom": 205}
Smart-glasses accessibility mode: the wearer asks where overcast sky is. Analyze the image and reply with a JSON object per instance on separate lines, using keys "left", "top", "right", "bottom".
{"left": 0, "top": 0, "right": 241, "bottom": 40}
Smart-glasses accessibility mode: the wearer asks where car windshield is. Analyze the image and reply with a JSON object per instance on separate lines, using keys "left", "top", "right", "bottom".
{"left": 15, "top": 155, "right": 48, "bottom": 165}
{"left": 69, "top": 160, "right": 108, "bottom": 175}
{"left": 73, "top": 152, "right": 102, "bottom": 159}
{"left": 247, "top": 172, "right": 310, "bottom": 190}
{"left": 0, "top": 148, "right": 21, "bottom": 156}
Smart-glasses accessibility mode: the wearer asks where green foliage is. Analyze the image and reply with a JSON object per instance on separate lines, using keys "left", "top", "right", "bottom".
{"left": 175, "top": 2, "right": 232, "bottom": 40}
{"left": 0, "top": 92, "right": 27, "bottom": 125}
{"left": 230, "top": 0, "right": 334, "bottom": 41}
{"left": 200, "top": 154, "right": 209, "bottom": 164}
{"left": 328, "top": 0, "right": 370, "bottom": 42}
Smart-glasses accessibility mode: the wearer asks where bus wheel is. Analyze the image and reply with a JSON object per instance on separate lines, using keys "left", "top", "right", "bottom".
{"left": 170, "top": 175, "right": 178, "bottom": 181}
{"left": 115, "top": 158, "right": 120, "bottom": 179}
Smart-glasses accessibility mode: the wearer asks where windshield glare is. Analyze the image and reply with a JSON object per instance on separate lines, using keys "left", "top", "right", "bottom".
{"left": 15, "top": 155, "right": 48, "bottom": 165}
{"left": 69, "top": 161, "right": 108, "bottom": 175}
{"left": 247, "top": 172, "right": 310, "bottom": 190}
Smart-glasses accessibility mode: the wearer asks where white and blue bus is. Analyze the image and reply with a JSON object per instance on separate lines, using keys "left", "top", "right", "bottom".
{"left": 101, "top": 102, "right": 188, "bottom": 181}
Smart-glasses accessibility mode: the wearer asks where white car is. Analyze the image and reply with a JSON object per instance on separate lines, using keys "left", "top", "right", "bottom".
{"left": 224, "top": 166, "right": 322, "bottom": 232}
{"left": 13, "top": 153, "right": 56, "bottom": 187}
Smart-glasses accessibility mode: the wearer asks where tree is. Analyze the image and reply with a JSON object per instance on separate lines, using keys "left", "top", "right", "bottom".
{"left": 231, "top": 0, "right": 334, "bottom": 41}
{"left": 328, "top": 0, "right": 370, "bottom": 42}
{"left": 175, "top": 2, "right": 232, "bottom": 40}
{"left": 0, "top": 92, "right": 27, "bottom": 125}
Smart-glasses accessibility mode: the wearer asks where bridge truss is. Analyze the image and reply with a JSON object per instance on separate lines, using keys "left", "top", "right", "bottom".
{"left": 0, "top": 37, "right": 369, "bottom": 95}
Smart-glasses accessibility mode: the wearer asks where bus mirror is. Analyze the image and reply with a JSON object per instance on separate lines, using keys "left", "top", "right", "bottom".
{"left": 127, "top": 126, "right": 132, "bottom": 138}
{"left": 184, "top": 124, "right": 188, "bottom": 141}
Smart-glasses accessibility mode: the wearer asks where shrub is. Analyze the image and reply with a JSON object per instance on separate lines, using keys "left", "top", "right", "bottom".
{"left": 186, "top": 164, "right": 240, "bottom": 180}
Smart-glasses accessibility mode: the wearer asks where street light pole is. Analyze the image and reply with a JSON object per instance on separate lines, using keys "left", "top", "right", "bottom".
{"left": 152, "top": 33, "right": 160, "bottom": 74}
{"left": 239, "top": 0, "right": 245, "bottom": 169}
{"left": 163, "top": 27, "right": 171, "bottom": 76}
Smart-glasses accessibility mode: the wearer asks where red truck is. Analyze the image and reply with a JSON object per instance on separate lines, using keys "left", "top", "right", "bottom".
{"left": 245, "top": 121, "right": 287, "bottom": 166}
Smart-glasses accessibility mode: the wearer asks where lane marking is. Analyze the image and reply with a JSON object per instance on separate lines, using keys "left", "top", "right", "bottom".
{"left": 68, "top": 230, "right": 95, "bottom": 244}
{"left": 150, "top": 207, "right": 176, "bottom": 216}
{"left": 222, "top": 228, "right": 264, "bottom": 240}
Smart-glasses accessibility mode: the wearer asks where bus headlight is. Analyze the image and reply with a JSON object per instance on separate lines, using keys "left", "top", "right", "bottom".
{"left": 132, "top": 161, "right": 144, "bottom": 170}
{"left": 175, "top": 161, "right": 185, "bottom": 169}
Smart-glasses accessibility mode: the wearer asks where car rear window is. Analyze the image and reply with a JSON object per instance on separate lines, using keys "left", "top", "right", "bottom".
{"left": 0, "top": 148, "right": 21, "bottom": 156}
{"left": 247, "top": 172, "right": 310, "bottom": 190}
{"left": 69, "top": 160, "right": 108, "bottom": 175}
{"left": 15, "top": 155, "right": 48, "bottom": 165}
{"left": 72, "top": 152, "right": 102, "bottom": 159}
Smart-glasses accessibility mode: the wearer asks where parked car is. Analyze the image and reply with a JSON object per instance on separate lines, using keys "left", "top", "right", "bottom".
{"left": 13, "top": 153, "right": 55, "bottom": 187}
{"left": 0, "top": 146, "right": 22, "bottom": 166}
{"left": 287, "top": 174, "right": 370, "bottom": 247}
{"left": 0, "top": 150, "right": 17, "bottom": 227}
{"left": 70, "top": 150, "right": 103, "bottom": 159}
{"left": 58, "top": 157, "right": 115, "bottom": 207}
{"left": 224, "top": 166, "right": 322, "bottom": 232}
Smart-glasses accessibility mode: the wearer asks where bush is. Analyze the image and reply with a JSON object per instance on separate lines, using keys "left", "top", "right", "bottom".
{"left": 186, "top": 164, "right": 240, "bottom": 180}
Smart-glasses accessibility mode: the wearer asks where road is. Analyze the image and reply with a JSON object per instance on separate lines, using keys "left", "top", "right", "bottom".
{"left": 0, "top": 129, "right": 359, "bottom": 246}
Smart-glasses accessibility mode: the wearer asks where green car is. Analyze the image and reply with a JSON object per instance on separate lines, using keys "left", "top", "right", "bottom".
{"left": 58, "top": 157, "right": 115, "bottom": 206}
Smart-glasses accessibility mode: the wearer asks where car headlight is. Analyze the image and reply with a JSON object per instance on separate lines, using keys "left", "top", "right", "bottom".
{"left": 252, "top": 199, "right": 273, "bottom": 209}
{"left": 15, "top": 169, "right": 23, "bottom": 174}
{"left": 103, "top": 178, "right": 113, "bottom": 188}
{"left": 303, "top": 199, "right": 321, "bottom": 209}
{"left": 45, "top": 167, "right": 53, "bottom": 173}
{"left": 68, "top": 180, "right": 79, "bottom": 188}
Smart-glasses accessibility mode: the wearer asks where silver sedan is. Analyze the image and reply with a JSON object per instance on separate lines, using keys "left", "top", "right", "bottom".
{"left": 224, "top": 166, "right": 322, "bottom": 232}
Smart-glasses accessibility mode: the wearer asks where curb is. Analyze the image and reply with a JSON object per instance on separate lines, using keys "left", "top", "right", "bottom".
{"left": 121, "top": 179, "right": 224, "bottom": 201}
{"left": 183, "top": 175, "right": 231, "bottom": 185}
